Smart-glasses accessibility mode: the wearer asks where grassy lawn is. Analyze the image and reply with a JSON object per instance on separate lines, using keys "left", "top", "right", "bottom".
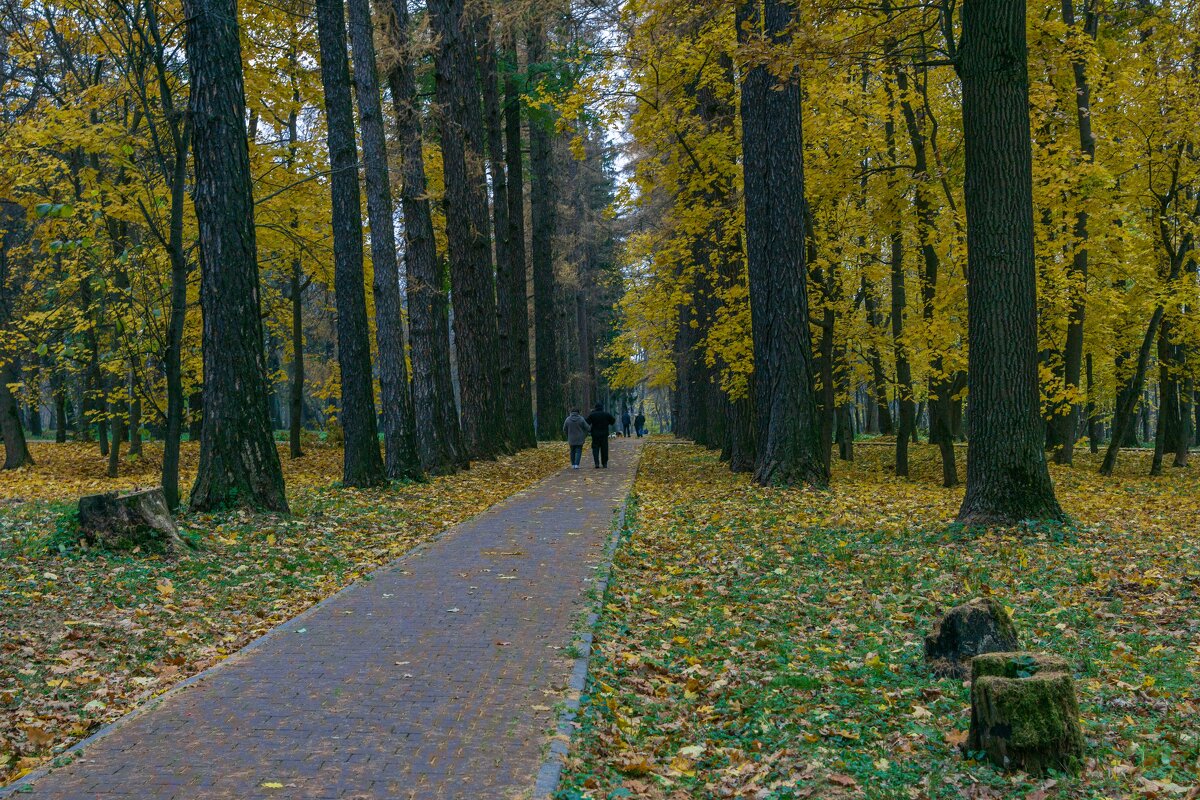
{"left": 558, "top": 442, "right": 1200, "bottom": 799}
{"left": 0, "top": 441, "right": 563, "bottom": 784}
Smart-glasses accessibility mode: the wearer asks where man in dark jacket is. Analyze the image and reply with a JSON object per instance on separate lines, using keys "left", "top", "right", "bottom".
{"left": 621, "top": 410, "right": 632, "bottom": 437}
{"left": 634, "top": 410, "right": 646, "bottom": 438}
{"left": 585, "top": 403, "right": 616, "bottom": 468}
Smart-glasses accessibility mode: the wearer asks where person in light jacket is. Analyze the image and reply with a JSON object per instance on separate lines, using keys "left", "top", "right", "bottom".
{"left": 563, "top": 409, "right": 591, "bottom": 469}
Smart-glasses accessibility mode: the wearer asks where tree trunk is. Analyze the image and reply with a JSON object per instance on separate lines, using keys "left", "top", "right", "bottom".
{"left": 528, "top": 22, "right": 564, "bottom": 441}
{"left": 884, "top": 66, "right": 915, "bottom": 478}
{"left": 862, "top": 277, "right": 894, "bottom": 436}
{"left": 182, "top": 0, "right": 288, "bottom": 512}
{"left": 955, "top": 0, "right": 1064, "bottom": 524}
{"left": 384, "top": 0, "right": 467, "bottom": 474}
{"left": 1053, "top": 0, "right": 1098, "bottom": 466}
{"left": 499, "top": 34, "right": 536, "bottom": 450}
{"left": 107, "top": 400, "right": 124, "bottom": 478}
{"left": 428, "top": 0, "right": 505, "bottom": 460}
{"left": 483, "top": 22, "right": 534, "bottom": 451}
{"left": 314, "top": 0, "right": 387, "bottom": 487}
{"left": 895, "top": 61, "right": 958, "bottom": 487}
{"left": 54, "top": 385, "right": 67, "bottom": 443}
{"left": 1101, "top": 306, "right": 1163, "bottom": 475}
{"left": 0, "top": 359, "right": 32, "bottom": 469}
{"left": 738, "top": 0, "right": 827, "bottom": 488}
{"left": 347, "top": 0, "right": 423, "bottom": 481}
{"left": 289, "top": 260, "right": 305, "bottom": 459}
{"left": 1085, "top": 352, "right": 1099, "bottom": 452}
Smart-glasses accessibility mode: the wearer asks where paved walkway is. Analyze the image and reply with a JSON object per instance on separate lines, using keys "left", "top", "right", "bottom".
{"left": 7, "top": 439, "right": 642, "bottom": 800}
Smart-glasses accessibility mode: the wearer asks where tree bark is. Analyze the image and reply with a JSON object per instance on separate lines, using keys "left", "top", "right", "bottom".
{"left": 955, "top": 0, "right": 1064, "bottom": 524}
{"left": 347, "top": 0, "right": 423, "bottom": 481}
{"left": 314, "top": 0, "right": 387, "bottom": 487}
{"left": 428, "top": 0, "right": 505, "bottom": 459}
{"left": 483, "top": 22, "right": 534, "bottom": 450}
{"left": 1053, "top": 0, "right": 1098, "bottom": 465}
{"left": 738, "top": 0, "right": 827, "bottom": 488}
{"left": 895, "top": 62, "right": 958, "bottom": 487}
{"left": 384, "top": 0, "right": 466, "bottom": 473}
{"left": 528, "top": 22, "right": 564, "bottom": 440}
{"left": 289, "top": 260, "right": 306, "bottom": 459}
{"left": 1102, "top": 310, "right": 1165, "bottom": 474}
{"left": 182, "top": 0, "right": 288, "bottom": 512}
{"left": 498, "top": 35, "right": 536, "bottom": 449}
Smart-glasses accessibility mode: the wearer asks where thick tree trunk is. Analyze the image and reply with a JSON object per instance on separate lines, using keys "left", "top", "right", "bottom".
{"left": 738, "top": 0, "right": 827, "bottom": 488}
{"left": 314, "top": 0, "right": 386, "bottom": 487}
{"left": 384, "top": 0, "right": 466, "bottom": 473}
{"left": 498, "top": 35, "right": 536, "bottom": 450}
{"left": 0, "top": 359, "right": 32, "bottom": 469}
{"left": 428, "top": 0, "right": 505, "bottom": 460}
{"left": 182, "top": 0, "right": 288, "bottom": 512}
{"left": 955, "top": 0, "right": 1064, "bottom": 524}
{"left": 529, "top": 22, "right": 564, "bottom": 441}
{"left": 1053, "top": 0, "right": 1097, "bottom": 466}
{"left": 482, "top": 22, "right": 534, "bottom": 450}
{"left": 347, "top": 0, "right": 423, "bottom": 481}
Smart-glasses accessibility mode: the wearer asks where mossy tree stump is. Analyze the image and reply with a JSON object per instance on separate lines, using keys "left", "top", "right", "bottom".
{"left": 967, "top": 651, "right": 1083, "bottom": 775}
{"left": 925, "top": 596, "right": 1020, "bottom": 679}
{"left": 78, "top": 488, "right": 188, "bottom": 553}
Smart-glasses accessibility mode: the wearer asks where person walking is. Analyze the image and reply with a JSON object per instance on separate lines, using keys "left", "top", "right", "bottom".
{"left": 585, "top": 403, "right": 616, "bottom": 468}
{"left": 634, "top": 410, "right": 646, "bottom": 438}
{"left": 563, "top": 408, "right": 590, "bottom": 469}
{"left": 621, "top": 409, "right": 632, "bottom": 438}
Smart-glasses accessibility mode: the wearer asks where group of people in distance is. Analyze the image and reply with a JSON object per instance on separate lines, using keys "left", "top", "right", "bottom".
{"left": 562, "top": 404, "right": 647, "bottom": 470}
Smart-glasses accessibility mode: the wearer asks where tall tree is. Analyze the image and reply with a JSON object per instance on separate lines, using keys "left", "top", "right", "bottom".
{"left": 346, "top": 0, "right": 423, "bottom": 480}
{"left": 1053, "top": 0, "right": 1098, "bottom": 466}
{"left": 384, "top": 0, "right": 466, "bottom": 474}
{"left": 182, "top": 0, "right": 287, "bottom": 512}
{"left": 955, "top": 0, "right": 1064, "bottom": 524}
{"left": 528, "top": 21, "right": 564, "bottom": 439}
{"left": 428, "top": 0, "right": 505, "bottom": 459}
{"left": 738, "top": 0, "right": 827, "bottom": 487}
{"left": 492, "top": 25, "right": 537, "bottom": 449}
{"left": 314, "top": 0, "right": 387, "bottom": 486}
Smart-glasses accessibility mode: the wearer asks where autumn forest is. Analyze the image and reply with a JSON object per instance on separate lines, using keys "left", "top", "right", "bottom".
{"left": 0, "top": 0, "right": 1198, "bottom": 795}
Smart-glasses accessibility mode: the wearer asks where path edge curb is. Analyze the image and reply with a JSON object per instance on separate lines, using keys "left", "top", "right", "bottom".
{"left": 531, "top": 455, "right": 640, "bottom": 800}
{"left": 0, "top": 453, "right": 563, "bottom": 798}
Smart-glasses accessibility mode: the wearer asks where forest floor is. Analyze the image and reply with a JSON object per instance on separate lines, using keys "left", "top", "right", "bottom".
{"left": 557, "top": 442, "right": 1200, "bottom": 800}
{"left": 0, "top": 440, "right": 564, "bottom": 785}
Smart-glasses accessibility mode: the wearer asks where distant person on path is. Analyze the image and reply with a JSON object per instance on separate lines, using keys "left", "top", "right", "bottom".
{"left": 563, "top": 408, "right": 590, "bottom": 470}
{"left": 634, "top": 410, "right": 646, "bottom": 438}
{"left": 621, "top": 410, "right": 632, "bottom": 437}
{"left": 586, "top": 403, "right": 616, "bottom": 468}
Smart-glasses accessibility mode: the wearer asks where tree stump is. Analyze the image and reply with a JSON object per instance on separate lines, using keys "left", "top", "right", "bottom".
{"left": 925, "top": 597, "right": 1020, "bottom": 678}
{"left": 966, "top": 651, "right": 1084, "bottom": 775}
{"left": 78, "top": 488, "right": 188, "bottom": 553}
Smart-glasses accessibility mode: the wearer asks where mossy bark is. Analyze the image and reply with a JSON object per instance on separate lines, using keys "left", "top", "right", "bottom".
{"left": 967, "top": 651, "right": 1083, "bottom": 775}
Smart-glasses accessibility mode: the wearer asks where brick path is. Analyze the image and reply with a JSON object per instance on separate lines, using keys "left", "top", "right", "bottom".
{"left": 7, "top": 439, "right": 642, "bottom": 800}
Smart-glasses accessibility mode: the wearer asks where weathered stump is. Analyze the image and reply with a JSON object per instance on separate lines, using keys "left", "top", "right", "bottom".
{"left": 78, "top": 488, "right": 187, "bottom": 552}
{"left": 966, "top": 651, "right": 1084, "bottom": 775}
{"left": 925, "top": 597, "right": 1020, "bottom": 678}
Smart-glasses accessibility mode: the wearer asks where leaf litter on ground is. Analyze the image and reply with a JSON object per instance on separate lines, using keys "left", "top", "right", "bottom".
{"left": 0, "top": 441, "right": 564, "bottom": 783}
{"left": 556, "top": 442, "right": 1200, "bottom": 800}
